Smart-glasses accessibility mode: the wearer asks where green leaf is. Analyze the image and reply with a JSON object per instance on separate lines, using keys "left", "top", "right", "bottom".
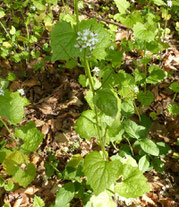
{"left": 0, "top": 78, "right": 9, "bottom": 89}
{"left": 75, "top": 110, "right": 98, "bottom": 140}
{"left": 90, "top": 191, "right": 116, "bottom": 207}
{"left": 33, "top": 196, "right": 45, "bottom": 207}
{"left": 79, "top": 19, "right": 112, "bottom": 60}
{"left": 0, "top": 8, "right": 5, "bottom": 18}
{"left": 10, "top": 26, "right": 16, "bottom": 35}
{"left": 152, "top": 0, "right": 166, "bottom": 6}
{"left": 152, "top": 157, "right": 164, "bottom": 173}
{"left": 0, "top": 149, "right": 11, "bottom": 163}
{"left": 3, "top": 151, "right": 29, "bottom": 175}
{"left": 0, "top": 90, "right": 30, "bottom": 125}
{"left": 138, "top": 155, "right": 150, "bottom": 172}
{"left": 4, "top": 180, "right": 14, "bottom": 191}
{"left": 134, "top": 69, "right": 146, "bottom": 84}
{"left": 85, "top": 90, "right": 94, "bottom": 110}
{"left": 32, "top": 0, "right": 46, "bottom": 10}
{"left": 55, "top": 182, "right": 75, "bottom": 207}
{"left": 94, "top": 88, "right": 119, "bottom": 117}
{"left": 169, "top": 82, "right": 179, "bottom": 93}
{"left": 146, "top": 67, "right": 165, "bottom": 84}
{"left": 106, "top": 50, "right": 123, "bottom": 67}
{"left": 78, "top": 74, "right": 87, "bottom": 87}
{"left": 123, "top": 120, "right": 146, "bottom": 139}
{"left": 167, "top": 104, "right": 179, "bottom": 116}
{"left": 51, "top": 21, "right": 79, "bottom": 61}
{"left": 133, "top": 22, "right": 156, "bottom": 42}
{"left": 46, "top": 0, "right": 58, "bottom": 5}
{"left": 115, "top": 164, "right": 151, "bottom": 198}
{"left": 114, "top": 0, "right": 130, "bottom": 14}
{"left": 167, "top": 104, "right": 179, "bottom": 117}
{"left": 3, "top": 151, "right": 36, "bottom": 187}
{"left": 156, "top": 142, "right": 171, "bottom": 156}
{"left": 121, "top": 100, "right": 134, "bottom": 118}
{"left": 139, "top": 139, "right": 159, "bottom": 156}
{"left": 66, "top": 154, "right": 83, "bottom": 168}
{"left": 13, "top": 163, "right": 36, "bottom": 188}
{"left": 83, "top": 151, "right": 120, "bottom": 195}
{"left": 7, "top": 72, "right": 16, "bottom": 81}
{"left": 137, "top": 91, "right": 154, "bottom": 106}
{"left": 117, "top": 70, "right": 136, "bottom": 99}
{"left": 15, "top": 121, "right": 44, "bottom": 154}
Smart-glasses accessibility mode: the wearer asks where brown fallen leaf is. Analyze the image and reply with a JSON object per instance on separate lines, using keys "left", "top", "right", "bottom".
{"left": 22, "top": 78, "right": 40, "bottom": 87}
{"left": 41, "top": 123, "right": 50, "bottom": 135}
{"left": 54, "top": 132, "right": 68, "bottom": 143}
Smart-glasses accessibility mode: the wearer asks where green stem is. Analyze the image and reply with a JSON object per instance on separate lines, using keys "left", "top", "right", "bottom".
{"left": 84, "top": 57, "right": 107, "bottom": 160}
{"left": 62, "top": 0, "right": 65, "bottom": 7}
{"left": 125, "top": 137, "right": 134, "bottom": 156}
{"left": 172, "top": 93, "right": 176, "bottom": 104}
{"left": 0, "top": 20, "right": 19, "bottom": 49}
{"left": 143, "top": 44, "right": 147, "bottom": 94}
{"left": 0, "top": 21, "right": 11, "bottom": 40}
{"left": 74, "top": 0, "right": 79, "bottom": 31}
{"left": 0, "top": 117, "right": 18, "bottom": 145}
{"left": 134, "top": 102, "right": 141, "bottom": 121}
{"left": 163, "top": 12, "right": 168, "bottom": 42}
{"left": 25, "top": 23, "right": 30, "bottom": 61}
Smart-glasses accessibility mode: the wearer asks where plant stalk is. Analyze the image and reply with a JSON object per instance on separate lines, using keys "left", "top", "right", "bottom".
{"left": 0, "top": 117, "right": 18, "bottom": 145}
{"left": 74, "top": 0, "right": 79, "bottom": 31}
{"left": 84, "top": 57, "right": 107, "bottom": 160}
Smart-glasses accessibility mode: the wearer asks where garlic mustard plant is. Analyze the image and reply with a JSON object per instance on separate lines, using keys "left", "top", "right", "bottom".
{"left": 74, "top": 29, "right": 98, "bottom": 52}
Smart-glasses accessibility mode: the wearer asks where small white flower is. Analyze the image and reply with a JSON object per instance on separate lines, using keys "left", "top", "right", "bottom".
{"left": 83, "top": 29, "right": 90, "bottom": 36}
{"left": 134, "top": 86, "right": 139, "bottom": 93}
{"left": 30, "top": 5, "right": 36, "bottom": 11}
{"left": 90, "top": 32, "right": 97, "bottom": 37}
{"left": 92, "top": 67, "right": 100, "bottom": 76}
{"left": 81, "top": 36, "right": 88, "bottom": 41}
{"left": 90, "top": 46, "right": 95, "bottom": 51}
{"left": 74, "top": 44, "right": 80, "bottom": 48}
{"left": 89, "top": 37, "right": 98, "bottom": 44}
{"left": 0, "top": 87, "right": 4, "bottom": 96}
{"left": 109, "top": 46, "right": 114, "bottom": 50}
{"left": 167, "top": 0, "right": 172, "bottom": 7}
{"left": 17, "top": 88, "right": 25, "bottom": 96}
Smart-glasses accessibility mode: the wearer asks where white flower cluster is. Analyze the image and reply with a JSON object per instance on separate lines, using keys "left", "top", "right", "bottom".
{"left": 92, "top": 67, "right": 100, "bottom": 77}
{"left": 0, "top": 87, "right": 4, "bottom": 96}
{"left": 17, "top": 88, "right": 25, "bottom": 96}
{"left": 167, "top": 0, "right": 172, "bottom": 7}
{"left": 74, "top": 29, "right": 98, "bottom": 52}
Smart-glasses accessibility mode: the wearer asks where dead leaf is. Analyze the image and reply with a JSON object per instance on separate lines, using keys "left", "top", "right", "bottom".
{"left": 54, "top": 132, "right": 68, "bottom": 143}
{"left": 41, "top": 123, "right": 50, "bottom": 135}
{"left": 22, "top": 78, "right": 40, "bottom": 87}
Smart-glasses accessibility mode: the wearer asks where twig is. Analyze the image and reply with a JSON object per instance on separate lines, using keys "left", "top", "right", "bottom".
{"left": 81, "top": 11, "right": 131, "bottom": 30}
{"left": 67, "top": 2, "right": 131, "bottom": 30}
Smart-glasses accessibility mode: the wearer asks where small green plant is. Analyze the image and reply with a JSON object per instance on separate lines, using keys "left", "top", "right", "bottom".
{"left": 167, "top": 82, "right": 179, "bottom": 116}
{"left": 0, "top": 76, "right": 44, "bottom": 188}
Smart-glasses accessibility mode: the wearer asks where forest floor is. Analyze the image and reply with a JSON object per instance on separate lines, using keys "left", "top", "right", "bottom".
{"left": 0, "top": 0, "right": 179, "bottom": 206}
